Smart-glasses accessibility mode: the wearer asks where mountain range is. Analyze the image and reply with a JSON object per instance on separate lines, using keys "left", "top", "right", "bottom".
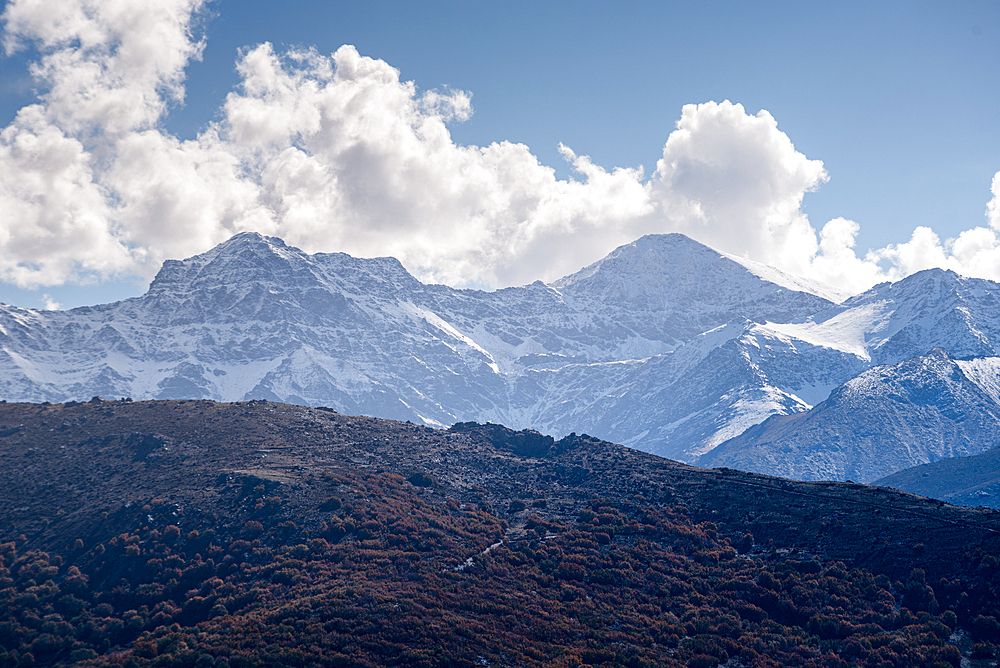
{"left": 3, "top": 231, "right": 1000, "bottom": 485}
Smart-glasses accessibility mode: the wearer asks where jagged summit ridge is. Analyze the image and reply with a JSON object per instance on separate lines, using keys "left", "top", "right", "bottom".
{"left": 148, "top": 232, "right": 417, "bottom": 298}
{"left": 767, "top": 267, "right": 1000, "bottom": 367}
{"left": 847, "top": 268, "right": 1000, "bottom": 362}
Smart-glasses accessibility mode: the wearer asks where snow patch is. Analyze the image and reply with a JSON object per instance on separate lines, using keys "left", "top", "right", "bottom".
{"left": 401, "top": 303, "right": 501, "bottom": 374}
{"left": 956, "top": 357, "right": 1000, "bottom": 405}
{"left": 766, "top": 303, "right": 886, "bottom": 360}
{"left": 723, "top": 252, "right": 852, "bottom": 304}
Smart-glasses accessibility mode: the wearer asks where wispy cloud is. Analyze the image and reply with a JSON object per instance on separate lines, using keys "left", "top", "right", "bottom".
{"left": 0, "top": 0, "right": 998, "bottom": 297}
{"left": 41, "top": 293, "right": 61, "bottom": 310}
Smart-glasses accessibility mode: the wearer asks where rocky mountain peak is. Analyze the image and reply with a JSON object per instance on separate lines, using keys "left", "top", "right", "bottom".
{"left": 147, "top": 232, "right": 311, "bottom": 294}
{"left": 554, "top": 233, "right": 745, "bottom": 290}
{"left": 849, "top": 268, "right": 981, "bottom": 309}
{"left": 144, "top": 233, "right": 426, "bottom": 319}
{"left": 551, "top": 233, "right": 832, "bottom": 319}
{"left": 838, "top": 269, "right": 1000, "bottom": 363}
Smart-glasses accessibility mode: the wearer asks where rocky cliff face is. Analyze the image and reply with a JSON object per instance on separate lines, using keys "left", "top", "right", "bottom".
{"left": 3, "top": 231, "right": 1000, "bottom": 479}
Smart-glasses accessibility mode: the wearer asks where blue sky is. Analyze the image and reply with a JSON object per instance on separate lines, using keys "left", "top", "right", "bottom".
{"left": 1, "top": 0, "right": 999, "bottom": 309}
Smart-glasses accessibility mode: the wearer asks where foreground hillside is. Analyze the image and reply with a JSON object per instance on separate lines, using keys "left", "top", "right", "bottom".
{"left": 1, "top": 400, "right": 999, "bottom": 667}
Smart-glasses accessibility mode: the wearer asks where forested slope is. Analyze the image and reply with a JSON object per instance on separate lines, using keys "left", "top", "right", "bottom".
{"left": 0, "top": 399, "right": 998, "bottom": 667}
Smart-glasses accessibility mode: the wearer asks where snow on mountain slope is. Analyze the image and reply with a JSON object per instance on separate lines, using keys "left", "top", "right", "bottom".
{"left": 552, "top": 234, "right": 834, "bottom": 346}
{"left": 4, "top": 231, "right": 1000, "bottom": 481}
{"left": 0, "top": 233, "right": 834, "bottom": 439}
{"left": 956, "top": 357, "right": 1000, "bottom": 404}
{"left": 832, "top": 269, "right": 1000, "bottom": 363}
{"left": 702, "top": 348, "right": 1000, "bottom": 482}
{"left": 722, "top": 252, "right": 853, "bottom": 304}
{"left": 766, "top": 304, "right": 881, "bottom": 361}
{"left": 763, "top": 269, "right": 1000, "bottom": 367}
{"left": 500, "top": 317, "right": 871, "bottom": 462}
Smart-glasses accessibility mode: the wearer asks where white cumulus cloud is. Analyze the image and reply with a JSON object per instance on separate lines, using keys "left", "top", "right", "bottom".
{"left": 647, "top": 101, "right": 828, "bottom": 277}
{"left": 0, "top": 104, "right": 129, "bottom": 286}
{"left": 1, "top": 0, "right": 999, "bottom": 301}
{"left": 0, "top": 0, "right": 210, "bottom": 285}
{"left": 3, "top": 0, "right": 207, "bottom": 137}
{"left": 988, "top": 171, "right": 1000, "bottom": 231}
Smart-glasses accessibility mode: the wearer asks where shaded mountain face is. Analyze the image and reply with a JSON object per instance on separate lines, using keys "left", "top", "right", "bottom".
{"left": 3, "top": 232, "right": 1000, "bottom": 479}
{"left": 874, "top": 445, "right": 1000, "bottom": 509}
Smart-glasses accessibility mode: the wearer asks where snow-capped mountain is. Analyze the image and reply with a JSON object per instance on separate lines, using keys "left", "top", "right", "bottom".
{"left": 701, "top": 349, "right": 1000, "bottom": 482}
{"left": 698, "top": 271, "right": 1000, "bottom": 481}
{"left": 3, "top": 231, "right": 1000, "bottom": 480}
{"left": 766, "top": 268, "right": 1000, "bottom": 365}
{"left": 0, "top": 232, "right": 832, "bottom": 456}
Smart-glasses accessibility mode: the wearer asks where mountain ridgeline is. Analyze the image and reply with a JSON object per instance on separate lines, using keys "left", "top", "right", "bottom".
{"left": 3, "top": 232, "right": 1000, "bottom": 487}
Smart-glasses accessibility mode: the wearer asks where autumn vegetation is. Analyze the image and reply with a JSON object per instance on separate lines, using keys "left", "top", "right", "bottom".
{"left": 0, "top": 400, "right": 998, "bottom": 667}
